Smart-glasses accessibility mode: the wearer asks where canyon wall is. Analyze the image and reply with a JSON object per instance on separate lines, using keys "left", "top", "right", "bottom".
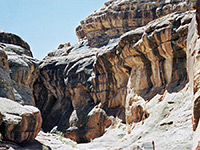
{"left": 1, "top": 0, "right": 200, "bottom": 149}
{"left": 76, "top": 0, "right": 195, "bottom": 47}
{"left": 33, "top": 0, "right": 196, "bottom": 146}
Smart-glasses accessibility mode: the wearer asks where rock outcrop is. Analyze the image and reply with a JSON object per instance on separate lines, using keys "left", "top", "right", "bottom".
{"left": 0, "top": 32, "right": 42, "bottom": 144}
{"left": 33, "top": 0, "right": 195, "bottom": 144}
{"left": 76, "top": 0, "right": 196, "bottom": 47}
{"left": 2, "top": 0, "right": 200, "bottom": 149}
{"left": 0, "top": 31, "right": 32, "bottom": 56}
{"left": 0, "top": 32, "right": 39, "bottom": 105}
{"left": 0, "top": 49, "right": 14, "bottom": 100}
{"left": 0, "top": 97, "right": 42, "bottom": 143}
{"left": 123, "top": 10, "right": 193, "bottom": 124}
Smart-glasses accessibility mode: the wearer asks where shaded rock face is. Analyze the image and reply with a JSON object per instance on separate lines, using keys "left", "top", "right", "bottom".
{"left": 34, "top": 40, "right": 128, "bottom": 141}
{"left": 0, "top": 32, "right": 39, "bottom": 105}
{"left": 34, "top": 0, "right": 194, "bottom": 142}
{"left": 64, "top": 107, "right": 111, "bottom": 143}
{"left": 76, "top": 0, "right": 196, "bottom": 47}
{"left": 0, "top": 97, "right": 42, "bottom": 143}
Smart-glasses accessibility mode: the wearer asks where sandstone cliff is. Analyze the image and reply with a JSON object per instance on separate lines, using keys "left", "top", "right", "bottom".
{"left": 1, "top": 0, "right": 200, "bottom": 149}
{"left": 33, "top": 0, "right": 196, "bottom": 148}
{"left": 76, "top": 0, "right": 195, "bottom": 47}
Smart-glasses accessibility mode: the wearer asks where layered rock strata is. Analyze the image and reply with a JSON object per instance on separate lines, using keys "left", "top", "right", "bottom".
{"left": 0, "top": 97, "right": 42, "bottom": 143}
{"left": 34, "top": 0, "right": 194, "bottom": 142}
{"left": 76, "top": 0, "right": 196, "bottom": 47}
{"left": 0, "top": 31, "right": 32, "bottom": 56}
{"left": 0, "top": 32, "right": 42, "bottom": 144}
{"left": 0, "top": 32, "right": 39, "bottom": 105}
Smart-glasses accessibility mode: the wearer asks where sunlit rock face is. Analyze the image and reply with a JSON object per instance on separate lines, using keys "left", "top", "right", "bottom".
{"left": 122, "top": 11, "right": 194, "bottom": 124}
{"left": 187, "top": 0, "right": 200, "bottom": 149}
{"left": 33, "top": 0, "right": 195, "bottom": 144}
{"left": 76, "top": 0, "right": 196, "bottom": 47}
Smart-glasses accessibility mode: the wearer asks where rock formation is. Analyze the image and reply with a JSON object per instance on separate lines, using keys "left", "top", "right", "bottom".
{"left": 2, "top": 0, "right": 200, "bottom": 149}
{"left": 187, "top": 0, "right": 200, "bottom": 149}
{"left": 0, "top": 32, "right": 39, "bottom": 105}
{"left": 76, "top": 0, "right": 196, "bottom": 47}
{"left": 0, "top": 31, "right": 32, "bottom": 56}
{"left": 0, "top": 97, "right": 42, "bottom": 143}
{"left": 33, "top": 0, "right": 196, "bottom": 146}
{"left": 0, "top": 32, "right": 42, "bottom": 144}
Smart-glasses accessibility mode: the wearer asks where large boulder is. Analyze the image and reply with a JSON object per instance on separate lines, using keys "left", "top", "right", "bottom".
{"left": 64, "top": 107, "right": 111, "bottom": 143}
{"left": 0, "top": 32, "right": 42, "bottom": 144}
{"left": 0, "top": 97, "right": 42, "bottom": 143}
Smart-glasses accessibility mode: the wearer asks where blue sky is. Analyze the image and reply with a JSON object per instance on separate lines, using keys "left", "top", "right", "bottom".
{"left": 0, "top": 0, "right": 107, "bottom": 59}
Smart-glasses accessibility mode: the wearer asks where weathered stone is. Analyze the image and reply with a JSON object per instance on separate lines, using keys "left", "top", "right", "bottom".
{"left": 34, "top": 11, "right": 194, "bottom": 144}
{"left": 76, "top": 0, "right": 196, "bottom": 47}
{"left": 0, "top": 31, "right": 32, "bottom": 57}
{"left": 0, "top": 42, "right": 39, "bottom": 105}
{"left": 30, "top": 0, "right": 197, "bottom": 146}
{"left": 64, "top": 107, "right": 111, "bottom": 143}
{"left": 0, "top": 97, "right": 42, "bottom": 143}
{"left": 0, "top": 49, "right": 14, "bottom": 100}
{"left": 187, "top": 0, "right": 200, "bottom": 149}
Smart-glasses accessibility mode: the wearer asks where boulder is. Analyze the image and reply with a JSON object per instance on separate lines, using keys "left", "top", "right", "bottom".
{"left": 64, "top": 107, "right": 111, "bottom": 143}
{"left": 0, "top": 97, "right": 42, "bottom": 143}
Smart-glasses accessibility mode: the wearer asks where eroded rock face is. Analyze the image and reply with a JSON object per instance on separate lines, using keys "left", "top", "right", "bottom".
{"left": 34, "top": 9, "right": 194, "bottom": 143}
{"left": 0, "top": 36, "right": 39, "bottom": 105}
{"left": 0, "top": 97, "right": 42, "bottom": 143}
{"left": 0, "top": 49, "right": 14, "bottom": 100}
{"left": 34, "top": 40, "right": 128, "bottom": 141}
{"left": 0, "top": 31, "right": 32, "bottom": 57}
{"left": 76, "top": 0, "right": 196, "bottom": 47}
{"left": 0, "top": 32, "right": 42, "bottom": 144}
{"left": 187, "top": 0, "right": 200, "bottom": 149}
{"left": 64, "top": 107, "right": 111, "bottom": 143}
{"left": 122, "top": 10, "right": 193, "bottom": 124}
